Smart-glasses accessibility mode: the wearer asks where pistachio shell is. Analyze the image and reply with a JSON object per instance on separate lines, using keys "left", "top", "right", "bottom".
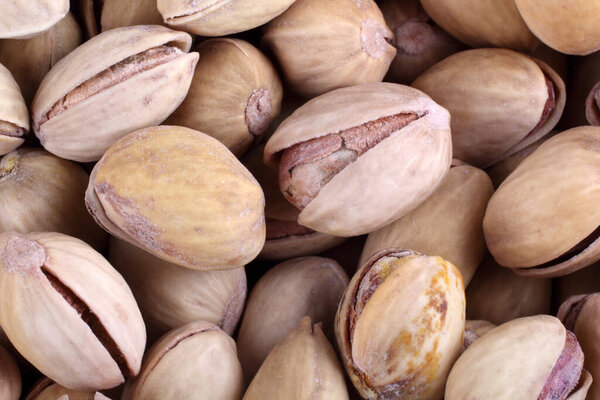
{"left": 360, "top": 162, "right": 493, "bottom": 285}
{"left": 463, "top": 320, "right": 496, "bottom": 352}
{"left": 79, "top": 0, "right": 163, "bottom": 38}
{"left": 0, "top": 1, "right": 69, "bottom": 39}
{"left": 122, "top": 321, "right": 243, "bottom": 400}
{"left": 25, "top": 378, "right": 108, "bottom": 400}
{"left": 262, "top": 0, "right": 396, "bottom": 97}
{"left": 243, "top": 317, "right": 349, "bottom": 400}
{"left": 85, "top": 125, "right": 265, "bottom": 270}
{"left": 0, "top": 232, "right": 146, "bottom": 391}
{"left": 0, "top": 64, "right": 28, "bottom": 156}
{"left": 32, "top": 25, "right": 198, "bottom": 162}
{"left": 0, "top": 345, "right": 20, "bottom": 400}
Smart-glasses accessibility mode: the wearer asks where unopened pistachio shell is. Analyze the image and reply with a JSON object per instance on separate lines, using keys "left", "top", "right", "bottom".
{"left": 0, "top": 64, "right": 28, "bottom": 156}
{"left": 0, "top": 345, "right": 20, "bottom": 400}
{"left": 0, "top": 1, "right": 69, "bottom": 39}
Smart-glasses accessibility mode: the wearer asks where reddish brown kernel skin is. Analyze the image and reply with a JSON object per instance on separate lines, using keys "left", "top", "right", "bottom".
{"left": 538, "top": 331, "right": 584, "bottom": 400}
{"left": 265, "top": 218, "right": 315, "bottom": 240}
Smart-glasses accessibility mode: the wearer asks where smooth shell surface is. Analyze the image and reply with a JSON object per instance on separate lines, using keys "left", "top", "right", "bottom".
{"left": 0, "top": 64, "right": 28, "bottom": 155}
{"left": 0, "top": 1, "right": 69, "bottom": 39}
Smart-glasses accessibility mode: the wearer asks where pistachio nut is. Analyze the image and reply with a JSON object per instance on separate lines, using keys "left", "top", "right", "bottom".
{"left": 25, "top": 378, "right": 108, "bottom": 400}
{"left": 446, "top": 315, "right": 591, "bottom": 400}
{"left": 122, "top": 321, "right": 244, "bottom": 400}
{"left": 0, "top": 149, "right": 107, "bottom": 251}
{"left": 157, "top": 0, "right": 296, "bottom": 36}
{"left": 85, "top": 125, "right": 265, "bottom": 270}
{"left": 109, "top": 237, "right": 246, "bottom": 338}
{"left": 0, "top": 64, "right": 28, "bottom": 156}
{"left": 79, "top": 0, "right": 163, "bottom": 38}
{"left": 0, "top": 13, "right": 81, "bottom": 105}
{"left": 413, "top": 48, "right": 565, "bottom": 168}
{"left": 0, "top": 345, "right": 20, "bottom": 400}
{"left": 335, "top": 249, "right": 465, "bottom": 399}
{"left": 237, "top": 256, "right": 348, "bottom": 382}
{"left": 0, "top": 1, "right": 69, "bottom": 39}
{"left": 0, "top": 231, "right": 146, "bottom": 391}
{"left": 379, "top": 0, "right": 464, "bottom": 84}
{"left": 32, "top": 25, "right": 199, "bottom": 162}
{"left": 243, "top": 317, "right": 349, "bottom": 400}
{"left": 484, "top": 126, "right": 600, "bottom": 277}
{"left": 264, "top": 82, "right": 452, "bottom": 237}
{"left": 466, "top": 254, "right": 551, "bottom": 325}
{"left": 530, "top": 44, "right": 569, "bottom": 83}
{"left": 167, "top": 38, "right": 283, "bottom": 157}
{"left": 360, "top": 161, "right": 494, "bottom": 285}
{"left": 262, "top": 0, "right": 396, "bottom": 97}
{"left": 557, "top": 263, "right": 600, "bottom": 306}
{"left": 463, "top": 320, "right": 496, "bottom": 352}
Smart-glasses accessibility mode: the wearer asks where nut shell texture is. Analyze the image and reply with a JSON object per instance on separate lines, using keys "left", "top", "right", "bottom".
{"left": 0, "top": 1, "right": 69, "bottom": 39}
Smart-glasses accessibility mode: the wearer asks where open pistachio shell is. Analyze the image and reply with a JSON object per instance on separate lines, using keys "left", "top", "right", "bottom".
{"left": 0, "top": 345, "right": 20, "bottom": 400}
{"left": 0, "top": 64, "right": 28, "bottom": 156}
{"left": 335, "top": 249, "right": 465, "bottom": 399}
{"left": 80, "top": 0, "right": 164, "bottom": 38}
{"left": 0, "top": 1, "right": 69, "bottom": 39}
{"left": 484, "top": 126, "right": 600, "bottom": 277}
{"left": 32, "top": 25, "right": 198, "bottom": 162}
{"left": 25, "top": 378, "right": 108, "bottom": 400}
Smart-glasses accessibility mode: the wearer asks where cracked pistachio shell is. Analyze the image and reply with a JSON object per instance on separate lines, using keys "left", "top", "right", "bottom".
{"left": 0, "top": 149, "right": 107, "bottom": 251}
{"left": 413, "top": 48, "right": 565, "bottom": 168}
{"left": 25, "top": 378, "right": 108, "bottom": 400}
{"left": 462, "top": 320, "right": 496, "bottom": 352}
{"left": 85, "top": 125, "right": 265, "bottom": 270}
{"left": 31, "top": 25, "right": 198, "bottom": 162}
{"left": 109, "top": 237, "right": 246, "bottom": 338}
{"left": 243, "top": 317, "right": 349, "bottom": 400}
{"left": 262, "top": 0, "right": 396, "bottom": 97}
{"left": 264, "top": 82, "right": 452, "bottom": 237}
{"left": 360, "top": 161, "right": 493, "bottom": 285}
{"left": 484, "top": 126, "right": 600, "bottom": 277}
{"left": 157, "top": 0, "right": 296, "bottom": 36}
{"left": 335, "top": 249, "right": 465, "bottom": 400}
{"left": 122, "top": 321, "right": 243, "bottom": 400}
{"left": 0, "top": 345, "right": 20, "bottom": 400}
{"left": 420, "top": 0, "right": 538, "bottom": 51}
{"left": 0, "top": 232, "right": 146, "bottom": 391}
{"left": 80, "top": 0, "right": 163, "bottom": 38}
{"left": 446, "top": 315, "right": 591, "bottom": 400}
{"left": 167, "top": 39, "right": 282, "bottom": 157}
{"left": 0, "top": 1, "right": 69, "bottom": 39}
{"left": 237, "top": 257, "right": 348, "bottom": 383}
{"left": 0, "top": 64, "right": 28, "bottom": 156}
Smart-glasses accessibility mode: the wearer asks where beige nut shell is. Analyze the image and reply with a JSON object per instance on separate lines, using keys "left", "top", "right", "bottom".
{"left": 25, "top": 379, "right": 109, "bottom": 400}
{"left": 0, "top": 64, "right": 28, "bottom": 156}
{"left": 0, "top": 1, "right": 69, "bottom": 39}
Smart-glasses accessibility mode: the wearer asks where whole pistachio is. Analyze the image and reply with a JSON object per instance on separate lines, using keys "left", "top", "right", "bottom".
{"left": 0, "top": 345, "right": 20, "bottom": 400}
{"left": 79, "top": 0, "right": 163, "bottom": 38}
{"left": 413, "top": 48, "right": 565, "bottom": 168}
{"left": 360, "top": 160, "right": 493, "bottom": 285}
{"left": 0, "top": 1, "right": 69, "bottom": 39}
{"left": 264, "top": 82, "right": 452, "bottom": 237}
{"left": 167, "top": 39, "right": 283, "bottom": 157}
{"left": 463, "top": 320, "right": 496, "bottom": 352}
{"left": 262, "top": 0, "right": 396, "bottom": 97}
{"left": 446, "top": 315, "right": 591, "bottom": 400}
{"left": 25, "top": 378, "right": 108, "bottom": 400}
{"left": 32, "top": 25, "right": 199, "bottom": 162}
{"left": 237, "top": 257, "right": 348, "bottom": 383}
{"left": 243, "top": 317, "right": 349, "bottom": 400}
{"left": 85, "top": 125, "right": 265, "bottom": 271}
{"left": 0, "top": 64, "right": 28, "bottom": 156}
{"left": 484, "top": 126, "right": 600, "bottom": 277}
{"left": 122, "top": 321, "right": 244, "bottom": 400}
{"left": 335, "top": 249, "right": 465, "bottom": 399}
{"left": 0, "top": 231, "right": 146, "bottom": 391}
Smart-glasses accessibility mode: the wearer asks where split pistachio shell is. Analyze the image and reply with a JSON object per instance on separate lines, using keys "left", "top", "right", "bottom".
{"left": 0, "top": 232, "right": 146, "bottom": 391}
{"left": 0, "top": 149, "right": 107, "bottom": 251}
{"left": 360, "top": 161, "right": 493, "bottom": 285}
{"left": 262, "top": 0, "right": 396, "bottom": 97}
{"left": 25, "top": 378, "right": 109, "bottom": 400}
{"left": 32, "top": 25, "right": 199, "bottom": 162}
{"left": 237, "top": 257, "right": 348, "bottom": 383}
{"left": 167, "top": 38, "right": 282, "bottom": 157}
{"left": 463, "top": 320, "right": 496, "bottom": 352}
{"left": 484, "top": 126, "right": 600, "bottom": 277}
{"left": 413, "top": 48, "right": 565, "bottom": 168}
{"left": 335, "top": 249, "right": 465, "bottom": 399}
{"left": 85, "top": 125, "right": 265, "bottom": 270}
{"left": 243, "top": 317, "right": 349, "bottom": 400}
{"left": 0, "top": 345, "right": 20, "bottom": 400}
{"left": 446, "top": 315, "right": 590, "bottom": 400}
{"left": 109, "top": 237, "right": 246, "bottom": 338}
{"left": 122, "top": 321, "right": 244, "bottom": 400}
{"left": 264, "top": 82, "right": 452, "bottom": 237}
{"left": 80, "top": 0, "right": 163, "bottom": 38}
{"left": 0, "top": 1, "right": 69, "bottom": 39}
{"left": 0, "top": 64, "right": 28, "bottom": 156}
{"left": 157, "top": 0, "right": 296, "bottom": 36}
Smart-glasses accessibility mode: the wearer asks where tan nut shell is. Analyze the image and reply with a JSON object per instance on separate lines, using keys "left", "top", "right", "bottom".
{"left": 463, "top": 320, "right": 496, "bottom": 352}
{"left": 0, "top": 1, "right": 69, "bottom": 39}
{"left": 25, "top": 379, "right": 109, "bottom": 400}
{"left": 262, "top": 0, "right": 396, "bottom": 97}
{"left": 0, "top": 345, "right": 20, "bottom": 400}
{"left": 360, "top": 162, "right": 494, "bottom": 285}
{"left": 158, "top": 0, "right": 296, "bottom": 36}
{"left": 243, "top": 317, "right": 349, "bottom": 400}
{"left": 413, "top": 48, "right": 565, "bottom": 168}
{"left": 237, "top": 257, "right": 348, "bottom": 383}
{"left": 109, "top": 237, "right": 246, "bottom": 337}
{"left": 86, "top": 125, "right": 265, "bottom": 270}
{"left": 264, "top": 82, "right": 452, "bottom": 237}
{"left": 167, "top": 38, "right": 283, "bottom": 157}
{"left": 0, "top": 232, "right": 146, "bottom": 391}
{"left": 420, "top": 0, "right": 538, "bottom": 51}
{"left": 79, "top": 0, "right": 163, "bottom": 38}
{"left": 515, "top": 0, "right": 600, "bottom": 55}
{"left": 122, "top": 321, "right": 244, "bottom": 400}
{"left": 0, "top": 64, "right": 28, "bottom": 156}
{"left": 484, "top": 126, "right": 600, "bottom": 276}
{"left": 32, "top": 25, "right": 198, "bottom": 162}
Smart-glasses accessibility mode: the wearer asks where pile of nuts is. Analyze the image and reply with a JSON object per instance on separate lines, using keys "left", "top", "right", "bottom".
{"left": 2, "top": 0, "right": 600, "bottom": 399}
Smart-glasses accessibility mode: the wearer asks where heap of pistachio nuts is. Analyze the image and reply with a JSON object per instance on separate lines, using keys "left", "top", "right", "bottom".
{"left": 2, "top": 1, "right": 600, "bottom": 399}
